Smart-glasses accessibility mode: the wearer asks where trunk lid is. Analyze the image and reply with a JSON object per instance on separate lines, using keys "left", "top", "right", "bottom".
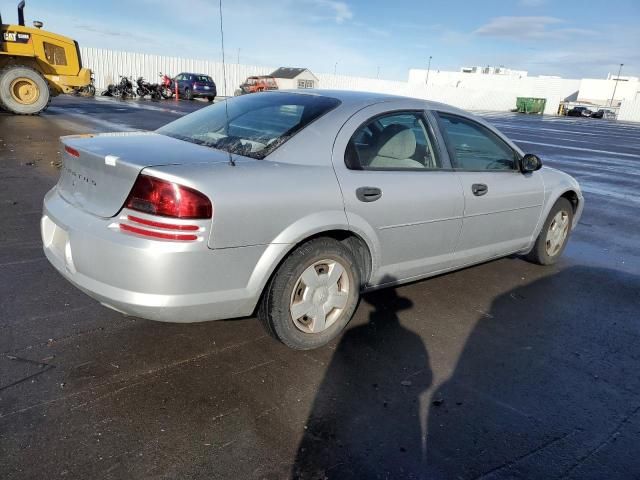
{"left": 57, "top": 132, "right": 229, "bottom": 218}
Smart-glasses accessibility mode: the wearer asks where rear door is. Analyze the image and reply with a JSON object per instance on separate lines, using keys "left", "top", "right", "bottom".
{"left": 434, "top": 111, "right": 544, "bottom": 264}
{"left": 332, "top": 103, "right": 464, "bottom": 286}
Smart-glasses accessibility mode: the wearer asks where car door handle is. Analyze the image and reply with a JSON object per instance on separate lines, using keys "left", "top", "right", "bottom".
{"left": 356, "top": 187, "right": 382, "bottom": 202}
{"left": 472, "top": 183, "right": 488, "bottom": 196}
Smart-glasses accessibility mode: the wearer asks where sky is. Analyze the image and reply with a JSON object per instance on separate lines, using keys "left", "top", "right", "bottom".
{"left": 2, "top": 0, "right": 638, "bottom": 80}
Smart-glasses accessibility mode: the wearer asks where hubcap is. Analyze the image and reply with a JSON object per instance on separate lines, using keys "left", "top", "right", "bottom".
{"left": 545, "top": 210, "right": 570, "bottom": 256}
{"left": 10, "top": 77, "right": 40, "bottom": 105}
{"left": 290, "top": 259, "right": 350, "bottom": 334}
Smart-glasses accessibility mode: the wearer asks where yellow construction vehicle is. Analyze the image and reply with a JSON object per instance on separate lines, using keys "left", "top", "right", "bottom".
{"left": 0, "top": 1, "right": 91, "bottom": 114}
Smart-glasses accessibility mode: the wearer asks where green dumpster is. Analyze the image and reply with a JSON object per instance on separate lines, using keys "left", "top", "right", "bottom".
{"left": 516, "top": 97, "right": 547, "bottom": 114}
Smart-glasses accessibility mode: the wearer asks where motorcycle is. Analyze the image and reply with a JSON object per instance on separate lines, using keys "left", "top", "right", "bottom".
{"left": 118, "top": 75, "right": 136, "bottom": 99}
{"left": 136, "top": 76, "right": 156, "bottom": 98}
{"left": 101, "top": 75, "right": 135, "bottom": 98}
{"left": 74, "top": 72, "right": 96, "bottom": 97}
{"left": 159, "top": 72, "right": 174, "bottom": 99}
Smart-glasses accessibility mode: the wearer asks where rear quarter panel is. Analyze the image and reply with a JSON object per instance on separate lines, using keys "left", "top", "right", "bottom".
{"left": 144, "top": 160, "right": 348, "bottom": 250}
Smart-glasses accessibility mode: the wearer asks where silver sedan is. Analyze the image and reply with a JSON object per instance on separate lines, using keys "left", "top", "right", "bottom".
{"left": 42, "top": 90, "right": 583, "bottom": 349}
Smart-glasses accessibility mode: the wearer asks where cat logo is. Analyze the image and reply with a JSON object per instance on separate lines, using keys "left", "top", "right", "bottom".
{"left": 2, "top": 32, "right": 31, "bottom": 43}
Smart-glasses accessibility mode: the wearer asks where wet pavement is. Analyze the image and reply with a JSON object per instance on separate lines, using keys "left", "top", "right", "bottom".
{"left": 1, "top": 96, "right": 639, "bottom": 479}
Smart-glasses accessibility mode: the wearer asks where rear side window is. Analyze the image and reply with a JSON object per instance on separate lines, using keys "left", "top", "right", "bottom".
{"left": 157, "top": 92, "right": 340, "bottom": 159}
{"left": 43, "top": 42, "right": 67, "bottom": 66}
{"left": 436, "top": 112, "right": 517, "bottom": 170}
{"left": 346, "top": 112, "right": 441, "bottom": 170}
{"left": 196, "top": 75, "right": 213, "bottom": 83}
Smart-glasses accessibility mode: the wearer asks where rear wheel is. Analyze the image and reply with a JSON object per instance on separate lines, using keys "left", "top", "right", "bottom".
{"left": 0, "top": 65, "right": 50, "bottom": 115}
{"left": 207, "top": 96, "right": 215, "bottom": 102}
{"left": 258, "top": 238, "right": 361, "bottom": 350}
{"left": 526, "top": 198, "right": 573, "bottom": 265}
{"left": 184, "top": 87, "right": 193, "bottom": 100}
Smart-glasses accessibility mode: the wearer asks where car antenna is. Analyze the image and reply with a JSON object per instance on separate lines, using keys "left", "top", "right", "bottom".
{"left": 218, "top": 0, "right": 235, "bottom": 166}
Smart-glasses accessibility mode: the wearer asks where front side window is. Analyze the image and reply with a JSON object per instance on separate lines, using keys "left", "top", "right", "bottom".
{"left": 345, "top": 112, "right": 440, "bottom": 170}
{"left": 437, "top": 112, "right": 517, "bottom": 170}
{"left": 43, "top": 42, "right": 67, "bottom": 66}
{"left": 157, "top": 92, "right": 340, "bottom": 159}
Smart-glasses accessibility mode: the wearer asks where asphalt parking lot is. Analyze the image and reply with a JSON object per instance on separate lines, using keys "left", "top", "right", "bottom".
{"left": 1, "top": 96, "right": 639, "bottom": 479}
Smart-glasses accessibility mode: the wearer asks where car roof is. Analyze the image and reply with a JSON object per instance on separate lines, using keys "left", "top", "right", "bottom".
{"left": 272, "top": 89, "right": 469, "bottom": 115}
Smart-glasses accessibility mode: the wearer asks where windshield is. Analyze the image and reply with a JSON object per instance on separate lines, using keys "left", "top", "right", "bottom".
{"left": 157, "top": 92, "right": 341, "bottom": 159}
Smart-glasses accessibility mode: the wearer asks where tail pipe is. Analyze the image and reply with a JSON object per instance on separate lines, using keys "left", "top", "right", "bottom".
{"left": 17, "top": 0, "right": 25, "bottom": 26}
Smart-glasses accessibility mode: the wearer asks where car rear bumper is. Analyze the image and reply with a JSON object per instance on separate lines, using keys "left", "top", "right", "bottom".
{"left": 193, "top": 88, "right": 215, "bottom": 98}
{"left": 41, "top": 188, "right": 285, "bottom": 323}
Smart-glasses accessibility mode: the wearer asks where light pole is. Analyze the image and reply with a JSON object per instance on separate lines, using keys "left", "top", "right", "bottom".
{"left": 425, "top": 56, "right": 432, "bottom": 90}
{"left": 376, "top": 66, "right": 380, "bottom": 79}
{"left": 334, "top": 62, "right": 338, "bottom": 75}
{"left": 609, "top": 63, "right": 624, "bottom": 107}
{"left": 237, "top": 48, "right": 240, "bottom": 65}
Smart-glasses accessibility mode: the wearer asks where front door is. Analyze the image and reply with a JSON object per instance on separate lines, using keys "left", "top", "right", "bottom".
{"left": 434, "top": 112, "right": 544, "bottom": 265}
{"left": 332, "top": 104, "right": 464, "bottom": 286}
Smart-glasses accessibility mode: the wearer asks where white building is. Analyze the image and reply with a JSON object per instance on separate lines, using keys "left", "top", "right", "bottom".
{"left": 270, "top": 67, "right": 319, "bottom": 90}
{"left": 460, "top": 66, "right": 528, "bottom": 77}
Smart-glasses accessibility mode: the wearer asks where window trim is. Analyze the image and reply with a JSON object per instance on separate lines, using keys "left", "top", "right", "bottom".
{"left": 434, "top": 111, "right": 521, "bottom": 173}
{"left": 344, "top": 109, "right": 445, "bottom": 172}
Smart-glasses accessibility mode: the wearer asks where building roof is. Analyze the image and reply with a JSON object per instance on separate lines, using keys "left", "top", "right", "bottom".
{"left": 270, "top": 67, "right": 310, "bottom": 79}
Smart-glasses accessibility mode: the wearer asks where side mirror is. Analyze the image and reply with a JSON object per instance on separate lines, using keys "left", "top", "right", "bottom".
{"left": 520, "top": 153, "right": 542, "bottom": 173}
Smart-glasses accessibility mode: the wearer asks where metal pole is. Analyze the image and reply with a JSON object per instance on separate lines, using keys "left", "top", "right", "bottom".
{"left": 609, "top": 63, "right": 623, "bottom": 107}
{"left": 425, "top": 56, "right": 432, "bottom": 90}
{"left": 334, "top": 62, "right": 338, "bottom": 75}
{"left": 376, "top": 66, "right": 380, "bottom": 79}
{"left": 237, "top": 48, "right": 240, "bottom": 65}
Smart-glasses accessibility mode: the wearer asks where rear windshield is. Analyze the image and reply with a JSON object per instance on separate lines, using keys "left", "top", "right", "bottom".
{"left": 157, "top": 92, "right": 341, "bottom": 159}
{"left": 196, "top": 75, "right": 213, "bottom": 83}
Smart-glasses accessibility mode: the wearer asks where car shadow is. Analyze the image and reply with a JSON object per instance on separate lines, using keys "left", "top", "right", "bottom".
{"left": 425, "top": 265, "right": 640, "bottom": 479}
{"left": 292, "top": 265, "right": 640, "bottom": 479}
{"left": 292, "top": 275, "right": 433, "bottom": 479}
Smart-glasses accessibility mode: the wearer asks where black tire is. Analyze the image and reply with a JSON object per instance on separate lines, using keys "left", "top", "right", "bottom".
{"left": 258, "top": 237, "right": 361, "bottom": 350}
{"left": 184, "top": 87, "right": 193, "bottom": 100}
{"left": 207, "top": 96, "right": 215, "bottom": 102}
{"left": 85, "top": 84, "right": 96, "bottom": 97}
{"left": 526, "top": 197, "right": 574, "bottom": 265}
{"left": 0, "top": 65, "right": 51, "bottom": 115}
{"left": 136, "top": 87, "right": 145, "bottom": 97}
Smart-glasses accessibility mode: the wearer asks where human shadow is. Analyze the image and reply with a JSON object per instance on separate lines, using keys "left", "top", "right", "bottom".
{"left": 425, "top": 265, "right": 640, "bottom": 479}
{"left": 292, "top": 276, "right": 432, "bottom": 479}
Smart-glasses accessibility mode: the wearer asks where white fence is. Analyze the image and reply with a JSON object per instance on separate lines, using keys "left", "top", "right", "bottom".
{"left": 81, "top": 47, "right": 272, "bottom": 96}
{"left": 81, "top": 48, "right": 640, "bottom": 122}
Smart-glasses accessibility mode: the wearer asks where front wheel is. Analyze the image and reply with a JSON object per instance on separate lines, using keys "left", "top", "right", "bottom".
{"left": 161, "top": 87, "right": 173, "bottom": 99}
{"left": 0, "top": 65, "right": 51, "bottom": 114}
{"left": 526, "top": 197, "right": 574, "bottom": 265}
{"left": 258, "top": 238, "right": 361, "bottom": 350}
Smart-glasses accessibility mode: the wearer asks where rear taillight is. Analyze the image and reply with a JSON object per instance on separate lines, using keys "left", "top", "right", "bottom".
{"left": 65, "top": 145, "right": 80, "bottom": 157}
{"left": 124, "top": 175, "right": 212, "bottom": 219}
